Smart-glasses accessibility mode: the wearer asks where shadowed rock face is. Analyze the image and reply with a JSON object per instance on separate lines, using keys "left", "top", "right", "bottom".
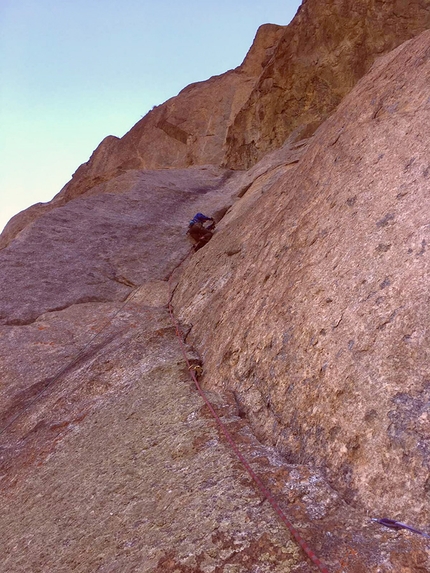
{"left": 173, "top": 30, "right": 430, "bottom": 531}
{"left": 0, "top": 167, "right": 236, "bottom": 325}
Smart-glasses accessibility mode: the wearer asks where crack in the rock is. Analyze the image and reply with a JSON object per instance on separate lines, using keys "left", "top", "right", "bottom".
{"left": 2, "top": 297, "right": 118, "bottom": 327}
{"left": 108, "top": 274, "right": 137, "bottom": 288}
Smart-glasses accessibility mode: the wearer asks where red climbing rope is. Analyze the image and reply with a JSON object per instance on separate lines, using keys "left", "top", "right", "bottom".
{"left": 168, "top": 301, "right": 331, "bottom": 573}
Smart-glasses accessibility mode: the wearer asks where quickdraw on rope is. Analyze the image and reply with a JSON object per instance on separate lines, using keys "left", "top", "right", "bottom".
{"left": 372, "top": 518, "right": 430, "bottom": 539}
{"left": 168, "top": 301, "right": 331, "bottom": 573}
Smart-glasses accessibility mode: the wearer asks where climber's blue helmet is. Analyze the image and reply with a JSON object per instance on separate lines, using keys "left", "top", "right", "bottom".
{"left": 189, "top": 212, "right": 212, "bottom": 226}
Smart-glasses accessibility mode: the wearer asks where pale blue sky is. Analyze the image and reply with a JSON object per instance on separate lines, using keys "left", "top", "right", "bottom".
{"left": 0, "top": 0, "right": 301, "bottom": 232}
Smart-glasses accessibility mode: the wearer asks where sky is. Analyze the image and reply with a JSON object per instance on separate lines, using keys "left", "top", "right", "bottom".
{"left": 0, "top": 0, "right": 301, "bottom": 233}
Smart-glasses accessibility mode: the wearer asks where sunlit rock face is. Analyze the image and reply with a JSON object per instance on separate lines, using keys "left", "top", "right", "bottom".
{"left": 58, "top": 0, "right": 430, "bottom": 196}
{"left": 3, "top": 3, "right": 430, "bottom": 572}
{"left": 51, "top": 24, "right": 287, "bottom": 203}
{"left": 224, "top": 0, "right": 430, "bottom": 168}
{"left": 3, "top": 0, "right": 430, "bottom": 250}
{"left": 173, "top": 29, "right": 430, "bottom": 526}
{"left": 60, "top": 0, "right": 430, "bottom": 195}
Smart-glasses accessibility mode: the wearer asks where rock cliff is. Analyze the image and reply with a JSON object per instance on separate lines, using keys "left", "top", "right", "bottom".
{"left": 3, "top": 0, "right": 430, "bottom": 251}
{"left": 174, "top": 25, "right": 430, "bottom": 537}
{"left": 55, "top": 23, "right": 286, "bottom": 202}
{"left": 225, "top": 0, "right": 430, "bottom": 168}
{"left": 2, "top": 1, "right": 430, "bottom": 572}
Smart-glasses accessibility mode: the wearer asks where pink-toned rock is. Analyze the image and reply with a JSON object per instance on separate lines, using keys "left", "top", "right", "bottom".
{"left": 3, "top": 4, "right": 430, "bottom": 572}
{"left": 173, "top": 30, "right": 430, "bottom": 535}
{"left": 3, "top": 97, "right": 427, "bottom": 570}
{"left": 0, "top": 301, "right": 309, "bottom": 572}
{"left": 224, "top": 0, "right": 430, "bottom": 168}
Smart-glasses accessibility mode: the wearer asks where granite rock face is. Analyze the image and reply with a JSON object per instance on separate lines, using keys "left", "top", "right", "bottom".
{"left": 4, "top": 121, "right": 428, "bottom": 571}
{"left": 173, "top": 30, "right": 430, "bottom": 534}
{"left": 0, "top": 161, "right": 308, "bottom": 572}
{"left": 10, "top": 0, "right": 427, "bottom": 234}
{"left": 3, "top": 4, "right": 430, "bottom": 572}
{"left": 225, "top": 0, "right": 430, "bottom": 168}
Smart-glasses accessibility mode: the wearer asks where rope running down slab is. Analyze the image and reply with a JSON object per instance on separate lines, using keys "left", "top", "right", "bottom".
{"left": 168, "top": 301, "right": 331, "bottom": 573}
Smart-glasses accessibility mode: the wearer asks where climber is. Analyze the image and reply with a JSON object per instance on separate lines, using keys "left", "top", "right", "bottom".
{"left": 187, "top": 212, "right": 215, "bottom": 251}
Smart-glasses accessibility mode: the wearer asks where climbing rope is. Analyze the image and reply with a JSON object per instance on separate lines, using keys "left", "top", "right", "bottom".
{"left": 167, "top": 300, "right": 331, "bottom": 573}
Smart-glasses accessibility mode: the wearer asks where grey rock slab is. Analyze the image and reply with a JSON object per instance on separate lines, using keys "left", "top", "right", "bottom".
{"left": 0, "top": 298, "right": 304, "bottom": 572}
{"left": 0, "top": 166, "right": 235, "bottom": 325}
